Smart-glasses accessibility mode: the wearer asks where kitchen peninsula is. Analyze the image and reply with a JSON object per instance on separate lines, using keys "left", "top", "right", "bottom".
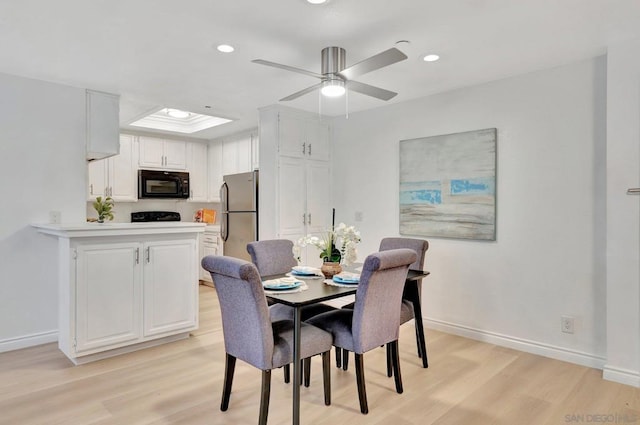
{"left": 33, "top": 222, "right": 205, "bottom": 364}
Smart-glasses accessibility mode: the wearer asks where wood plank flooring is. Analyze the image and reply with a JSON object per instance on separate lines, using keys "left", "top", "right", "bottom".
{"left": 1, "top": 284, "right": 639, "bottom": 425}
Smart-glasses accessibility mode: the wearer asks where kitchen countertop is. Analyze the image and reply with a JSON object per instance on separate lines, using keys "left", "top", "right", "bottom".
{"left": 32, "top": 222, "right": 207, "bottom": 238}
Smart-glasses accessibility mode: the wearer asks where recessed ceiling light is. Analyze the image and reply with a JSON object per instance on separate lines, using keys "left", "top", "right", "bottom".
{"left": 423, "top": 54, "right": 440, "bottom": 62}
{"left": 130, "top": 108, "right": 233, "bottom": 134}
{"left": 217, "top": 44, "right": 235, "bottom": 53}
{"left": 307, "top": 0, "right": 327, "bottom": 4}
{"left": 166, "top": 108, "right": 190, "bottom": 119}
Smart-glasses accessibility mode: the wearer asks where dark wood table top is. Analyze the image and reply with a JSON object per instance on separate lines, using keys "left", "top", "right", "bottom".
{"left": 264, "top": 268, "right": 429, "bottom": 308}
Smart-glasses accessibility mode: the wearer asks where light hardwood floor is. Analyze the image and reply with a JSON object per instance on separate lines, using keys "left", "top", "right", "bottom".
{"left": 2, "top": 285, "right": 639, "bottom": 425}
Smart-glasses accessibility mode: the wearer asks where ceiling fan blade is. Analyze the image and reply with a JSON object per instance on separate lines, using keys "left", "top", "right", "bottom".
{"left": 338, "top": 47, "right": 408, "bottom": 80}
{"left": 347, "top": 80, "right": 398, "bottom": 101}
{"left": 252, "top": 59, "right": 323, "bottom": 79}
{"left": 280, "top": 82, "right": 324, "bottom": 101}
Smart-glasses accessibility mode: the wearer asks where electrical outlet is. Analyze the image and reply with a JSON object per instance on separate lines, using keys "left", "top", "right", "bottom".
{"left": 561, "top": 315, "right": 574, "bottom": 334}
{"left": 49, "top": 211, "right": 61, "bottom": 224}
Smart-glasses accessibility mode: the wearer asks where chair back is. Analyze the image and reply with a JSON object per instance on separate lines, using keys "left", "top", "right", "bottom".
{"left": 352, "top": 248, "right": 417, "bottom": 353}
{"left": 247, "top": 239, "right": 298, "bottom": 276}
{"left": 201, "top": 255, "right": 275, "bottom": 369}
{"left": 379, "top": 237, "right": 428, "bottom": 271}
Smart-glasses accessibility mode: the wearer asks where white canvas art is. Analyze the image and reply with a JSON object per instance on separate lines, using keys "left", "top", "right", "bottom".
{"left": 399, "top": 128, "right": 497, "bottom": 240}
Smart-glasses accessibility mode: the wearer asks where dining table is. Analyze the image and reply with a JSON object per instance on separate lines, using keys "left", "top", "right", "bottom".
{"left": 264, "top": 265, "right": 430, "bottom": 425}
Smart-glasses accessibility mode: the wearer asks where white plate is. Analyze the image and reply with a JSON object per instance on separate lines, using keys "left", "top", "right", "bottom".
{"left": 263, "top": 278, "right": 303, "bottom": 290}
{"left": 292, "top": 266, "right": 320, "bottom": 274}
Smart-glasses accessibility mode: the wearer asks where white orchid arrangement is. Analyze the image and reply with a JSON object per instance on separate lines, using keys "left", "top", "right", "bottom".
{"left": 293, "top": 222, "right": 361, "bottom": 266}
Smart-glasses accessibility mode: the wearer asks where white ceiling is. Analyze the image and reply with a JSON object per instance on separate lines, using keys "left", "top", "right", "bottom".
{"left": 1, "top": 0, "right": 639, "bottom": 140}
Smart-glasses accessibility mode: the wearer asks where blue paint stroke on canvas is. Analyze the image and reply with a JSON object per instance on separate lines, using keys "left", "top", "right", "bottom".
{"left": 450, "top": 178, "right": 495, "bottom": 196}
{"left": 400, "top": 180, "right": 442, "bottom": 205}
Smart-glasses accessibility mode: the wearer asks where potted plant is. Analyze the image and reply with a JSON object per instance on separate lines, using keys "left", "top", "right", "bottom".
{"left": 93, "top": 196, "right": 114, "bottom": 223}
{"left": 295, "top": 223, "right": 361, "bottom": 278}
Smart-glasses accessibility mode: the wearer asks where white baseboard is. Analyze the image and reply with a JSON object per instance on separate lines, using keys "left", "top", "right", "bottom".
{"left": 603, "top": 365, "right": 640, "bottom": 388}
{"left": 424, "top": 318, "right": 606, "bottom": 370}
{"left": 0, "top": 330, "right": 58, "bottom": 353}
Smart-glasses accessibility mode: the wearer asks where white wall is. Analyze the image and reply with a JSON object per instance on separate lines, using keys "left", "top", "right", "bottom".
{"left": 331, "top": 57, "right": 608, "bottom": 367}
{"left": 604, "top": 38, "right": 640, "bottom": 386}
{"left": 0, "top": 73, "right": 87, "bottom": 351}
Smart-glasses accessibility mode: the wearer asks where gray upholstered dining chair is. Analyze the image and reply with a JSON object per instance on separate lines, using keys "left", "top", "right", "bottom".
{"left": 307, "top": 248, "right": 417, "bottom": 414}
{"left": 247, "top": 239, "right": 338, "bottom": 385}
{"left": 201, "top": 255, "right": 333, "bottom": 425}
{"left": 337, "top": 237, "right": 429, "bottom": 374}
{"left": 380, "top": 237, "right": 430, "bottom": 373}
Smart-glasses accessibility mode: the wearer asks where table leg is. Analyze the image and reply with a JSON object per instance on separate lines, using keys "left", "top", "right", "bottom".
{"left": 407, "top": 280, "right": 428, "bottom": 368}
{"left": 292, "top": 306, "right": 302, "bottom": 425}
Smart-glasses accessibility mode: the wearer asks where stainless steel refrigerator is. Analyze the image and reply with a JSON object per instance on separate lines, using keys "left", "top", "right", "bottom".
{"left": 220, "top": 170, "right": 258, "bottom": 261}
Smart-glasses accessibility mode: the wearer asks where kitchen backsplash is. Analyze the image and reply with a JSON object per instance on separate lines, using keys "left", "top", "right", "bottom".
{"left": 86, "top": 200, "right": 221, "bottom": 223}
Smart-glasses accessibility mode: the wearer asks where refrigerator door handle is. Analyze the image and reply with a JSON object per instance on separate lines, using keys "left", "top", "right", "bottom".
{"left": 220, "top": 182, "right": 229, "bottom": 212}
{"left": 221, "top": 213, "right": 229, "bottom": 241}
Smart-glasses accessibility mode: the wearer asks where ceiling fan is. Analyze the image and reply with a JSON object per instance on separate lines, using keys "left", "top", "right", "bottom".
{"left": 252, "top": 46, "right": 408, "bottom": 102}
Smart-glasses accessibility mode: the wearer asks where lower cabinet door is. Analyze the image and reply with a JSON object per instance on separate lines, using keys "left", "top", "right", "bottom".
{"left": 200, "top": 241, "right": 219, "bottom": 282}
{"left": 143, "top": 240, "right": 198, "bottom": 336}
{"left": 75, "top": 243, "right": 142, "bottom": 353}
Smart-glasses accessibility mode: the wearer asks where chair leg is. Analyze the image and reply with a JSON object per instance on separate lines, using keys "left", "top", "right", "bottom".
{"left": 342, "top": 349, "right": 349, "bottom": 371}
{"left": 415, "top": 320, "right": 428, "bottom": 368}
{"left": 335, "top": 347, "right": 342, "bottom": 368}
{"left": 322, "top": 351, "right": 331, "bottom": 406}
{"left": 283, "top": 364, "right": 290, "bottom": 383}
{"left": 390, "top": 340, "right": 403, "bottom": 394}
{"left": 354, "top": 353, "right": 368, "bottom": 414}
{"left": 304, "top": 357, "right": 311, "bottom": 387}
{"left": 386, "top": 344, "right": 393, "bottom": 377}
{"left": 221, "top": 353, "right": 236, "bottom": 411}
{"left": 259, "top": 369, "right": 272, "bottom": 425}
{"left": 299, "top": 360, "right": 304, "bottom": 385}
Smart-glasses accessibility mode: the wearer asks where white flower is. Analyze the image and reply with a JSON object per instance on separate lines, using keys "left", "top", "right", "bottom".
{"left": 294, "top": 222, "right": 361, "bottom": 265}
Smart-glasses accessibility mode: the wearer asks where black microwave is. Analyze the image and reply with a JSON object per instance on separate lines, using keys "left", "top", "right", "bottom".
{"left": 138, "top": 170, "right": 190, "bottom": 199}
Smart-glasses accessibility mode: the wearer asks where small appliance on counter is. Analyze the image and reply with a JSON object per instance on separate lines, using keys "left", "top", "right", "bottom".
{"left": 194, "top": 209, "right": 216, "bottom": 224}
{"left": 131, "top": 211, "right": 181, "bottom": 222}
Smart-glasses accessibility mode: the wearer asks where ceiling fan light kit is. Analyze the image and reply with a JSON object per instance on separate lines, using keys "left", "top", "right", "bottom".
{"left": 252, "top": 45, "right": 407, "bottom": 101}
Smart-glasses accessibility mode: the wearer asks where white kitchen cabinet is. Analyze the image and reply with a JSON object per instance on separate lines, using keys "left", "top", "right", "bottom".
{"left": 87, "top": 134, "right": 137, "bottom": 202}
{"left": 278, "top": 157, "right": 331, "bottom": 268}
{"left": 143, "top": 240, "right": 197, "bottom": 336}
{"left": 208, "top": 140, "right": 223, "bottom": 202}
{"left": 278, "top": 113, "right": 330, "bottom": 161}
{"left": 259, "top": 106, "right": 332, "bottom": 262}
{"left": 199, "top": 227, "right": 222, "bottom": 283}
{"left": 33, "top": 223, "right": 204, "bottom": 364}
{"left": 188, "top": 142, "right": 208, "bottom": 202}
{"left": 86, "top": 90, "right": 120, "bottom": 161}
{"left": 75, "top": 242, "right": 142, "bottom": 353}
{"left": 138, "top": 136, "right": 187, "bottom": 170}
{"left": 221, "top": 129, "right": 257, "bottom": 176}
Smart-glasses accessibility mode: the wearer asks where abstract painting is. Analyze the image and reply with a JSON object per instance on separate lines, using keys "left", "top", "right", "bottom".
{"left": 399, "top": 128, "right": 496, "bottom": 240}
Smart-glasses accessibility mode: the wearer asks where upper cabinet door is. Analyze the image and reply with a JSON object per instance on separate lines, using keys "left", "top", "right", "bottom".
{"left": 305, "top": 120, "right": 330, "bottom": 161}
{"left": 163, "top": 139, "right": 187, "bottom": 170}
{"left": 86, "top": 90, "right": 120, "bottom": 161}
{"left": 138, "top": 137, "right": 187, "bottom": 170}
{"left": 109, "top": 134, "right": 137, "bottom": 202}
{"left": 278, "top": 113, "right": 306, "bottom": 158}
{"left": 138, "top": 136, "right": 165, "bottom": 168}
{"left": 188, "top": 142, "right": 208, "bottom": 202}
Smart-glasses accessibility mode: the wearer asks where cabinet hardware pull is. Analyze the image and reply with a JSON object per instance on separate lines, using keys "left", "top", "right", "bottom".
{"left": 308, "top": 213, "right": 311, "bottom": 225}
{"left": 90, "top": 184, "right": 93, "bottom": 195}
{"left": 627, "top": 188, "right": 640, "bottom": 194}
{"left": 146, "top": 247, "right": 150, "bottom": 263}
{"left": 302, "top": 142, "right": 306, "bottom": 155}
{"left": 308, "top": 143, "right": 312, "bottom": 156}
{"left": 135, "top": 248, "right": 139, "bottom": 264}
